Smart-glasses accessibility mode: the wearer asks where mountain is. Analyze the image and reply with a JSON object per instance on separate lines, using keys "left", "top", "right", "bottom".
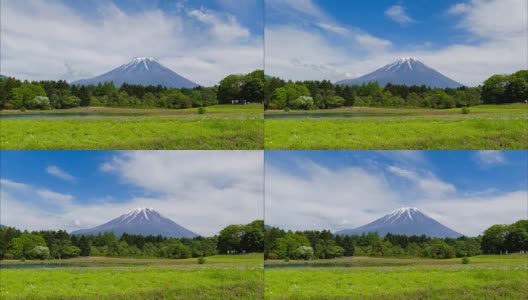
{"left": 335, "top": 207, "right": 463, "bottom": 238}
{"left": 71, "top": 57, "right": 199, "bottom": 88}
{"left": 336, "top": 58, "right": 463, "bottom": 88}
{"left": 71, "top": 208, "right": 199, "bottom": 238}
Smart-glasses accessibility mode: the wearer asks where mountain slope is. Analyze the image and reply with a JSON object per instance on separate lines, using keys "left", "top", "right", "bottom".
{"left": 71, "top": 57, "right": 198, "bottom": 88}
{"left": 71, "top": 208, "right": 199, "bottom": 238}
{"left": 336, "top": 58, "right": 463, "bottom": 88}
{"left": 335, "top": 207, "right": 463, "bottom": 238}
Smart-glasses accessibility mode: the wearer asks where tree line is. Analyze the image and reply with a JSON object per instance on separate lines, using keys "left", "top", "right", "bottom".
{"left": 0, "top": 70, "right": 264, "bottom": 110}
{"left": 0, "top": 220, "right": 263, "bottom": 260}
{"left": 264, "top": 70, "right": 527, "bottom": 110}
{"left": 264, "top": 219, "right": 527, "bottom": 260}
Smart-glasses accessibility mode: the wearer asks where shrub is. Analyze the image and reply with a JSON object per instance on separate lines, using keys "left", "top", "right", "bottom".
{"left": 461, "top": 107, "right": 471, "bottom": 114}
{"left": 289, "top": 96, "right": 314, "bottom": 110}
{"left": 20, "top": 107, "right": 26, "bottom": 112}
{"left": 27, "top": 96, "right": 51, "bottom": 110}
{"left": 284, "top": 257, "right": 290, "bottom": 262}
{"left": 462, "top": 257, "right": 470, "bottom": 264}
{"left": 198, "top": 107, "right": 206, "bottom": 114}
{"left": 295, "top": 246, "right": 314, "bottom": 260}
{"left": 29, "top": 246, "right": 50, "bottom": 260}
{"left": 198, "top": 257, "right": 206, "bottom": 264}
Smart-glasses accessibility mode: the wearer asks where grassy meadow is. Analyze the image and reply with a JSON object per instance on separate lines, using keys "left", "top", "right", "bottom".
{"left": 264, "top": 254, "right": 528, "bottom": 299}
{"left": 0, "top": 254, "right": 263, "bottom": 299}
{"left": 265, "top": 104, "right": 528, "bottom": 149}
{"left": 0, "top": 104, "right": 263, "bottom": 150}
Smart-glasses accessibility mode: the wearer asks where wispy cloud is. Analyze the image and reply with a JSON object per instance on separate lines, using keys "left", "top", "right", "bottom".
{"left": 37, "top": 189, "right": 74, "bottom": 203}
{"left": 0, "top": 179, "right": 30, "bottom": 190}
{"left": 46, "top": 165, "right": 75, "bottom": 182}
{"left": 474, "top": 151, "right": 507, "bottom": 167}
{"left": 384, "top": 5, "right": 414, "bottom": 25}
{"left": 386, "top": 165, "right": 456, "bottom": 198}
{"left": 447, "top": 3, "right": 470, "bottom": 15}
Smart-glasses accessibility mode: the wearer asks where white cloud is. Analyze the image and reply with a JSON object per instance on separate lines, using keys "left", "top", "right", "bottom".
{"left": 0, "top": 0, "right": 262, "bottom": 86}
{"left": 384, "top": 5, "right": 414, "bottom": 25}
{"left": 188, "top": 9, "right": 250, "bottom": 41}
{"left": 355, "top": 33, "right": 392, "bottom": 51}
{"left": 265, "top": 25, "right": 385, "bottom": 81}
{"left": 420, "top": 191, "right": 527, "bottom": 236}
{"left": 36, "top": 189, "right": 74, "bottom": 203}
{"left": 46, "top": 165, "right": 75, "bottom": 181}
{"left": 315, "top": 22, "right": 348, "bottom": 34}
{"left": 1, "top": 151, "right": 263, "bottom": 236}
{"left": 1, "top": 191, "right": 67, "bottom": 230}
{"left": 265, "top": 161, "right": 400, "bottom": 231}
{"left": 474, "top": 151, "right": 507, "bottom": 166}
{"left": 268, "top": 0, "right": 327, "bottom": 20}
{"left": 448, "top": 3, "right": 470, "bottom": 15}
{"left": 451, "top": 0, "right": 527, "bottom": 41}
{"left": 386, "top": 166, "right": 456, "bottom": 198}
{"left": 0, "top": 179, "right": 30, "bottom": 190}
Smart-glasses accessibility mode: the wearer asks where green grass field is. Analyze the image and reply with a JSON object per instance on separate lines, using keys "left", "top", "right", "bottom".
{"left": 264, "top": 254, "right": 528, "bottom": 299}
{"left": 265, "top": 104, "right": 528, "bottom": 149}
{"left": 0, "top": 254, "right": 264, "bottom": 299}
{"left": 0, "top": 104, "right": 263, "bottom": 150}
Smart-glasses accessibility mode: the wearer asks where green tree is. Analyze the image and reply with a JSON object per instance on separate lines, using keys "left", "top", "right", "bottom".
{"left": 275, "top": 233, "right": 310, "bottom": 259}
{"left": 481, "top": 75, "right": 508, "bottom": 104}
{"left": 218, "top": 224, "right": 244, "bottom": 254}
{"left": 9, "top": 232, "right": 47, "bottom": 259}
{"left": 217, "top": 74, "right": 244, "bottom": 104}
{"left": 10, "top": 82, "right": 46, "bottom": 109}
{"left": 481, "top": 224, "right": 508, "bottom": 254}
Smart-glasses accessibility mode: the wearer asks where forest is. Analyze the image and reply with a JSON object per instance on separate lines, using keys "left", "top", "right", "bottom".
{"left": 264, "top": 70, "right": 528, "bottom": 110}
{"left": 264, "top": 220, "right": 528, "bottom": 260}
{"left": 0, "top": 70, "right": 264, "bottom": 110}
{"left": 0, "top": 220, "right": 264, "bottom": 260}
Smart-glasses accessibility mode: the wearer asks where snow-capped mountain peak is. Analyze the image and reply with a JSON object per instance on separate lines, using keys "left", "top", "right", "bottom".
{"left": 335, "top": 207, "right": 463, "bottom": 238}
{"left": 123, "top": 57, "right": 156, "bottom": 71}
{"left": 382, "top": 207, "right": 421, "bottom": 224}
{"left": 386, "top": 57, "right": 419, "bottom": 70}
{"left": 336, "top": 57, "right": 463, "bottom": 88}
{"left": 71, "top": 57, "right": 199, "bottom": 88}
{"left": 71, "top": 207, "right": 199, "bottom": 238}
{"left": 118, "top": 207, "right": 157, "bottom": 224}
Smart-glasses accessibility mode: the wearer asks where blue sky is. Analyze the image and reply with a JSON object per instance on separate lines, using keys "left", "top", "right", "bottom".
{"left": 1, "top": 0, "right": 263, "bottom": 85}
{"left": 265, "top": 150, "right": 527, "bottom": 235}
{"left": 267, "top": 0, "right": 469, "bottom": 47}
{"left": 265, "top": 0, "right": 527, "bottom": 85}
{"left": 0, "top": 151, "right": 263, "bottom": 235}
